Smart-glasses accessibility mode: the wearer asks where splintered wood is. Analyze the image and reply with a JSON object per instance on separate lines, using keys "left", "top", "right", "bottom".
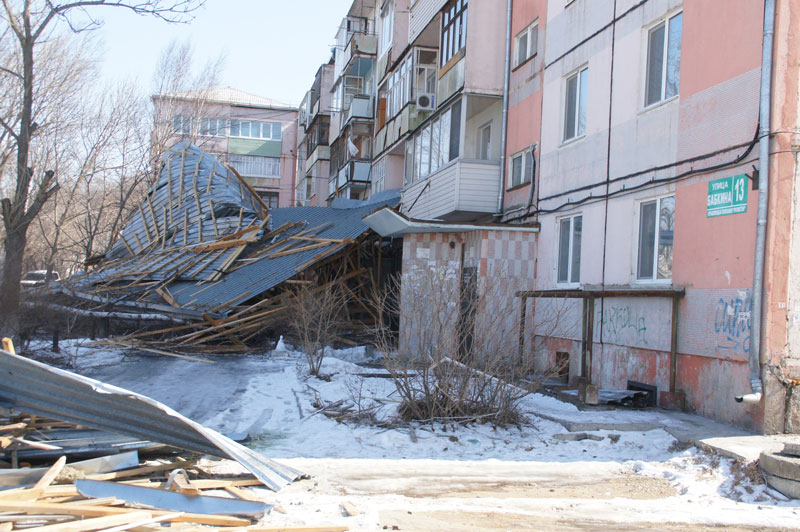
{"left": 0, "top": 413, "right": 349, "bottom": 532}
{"left": 58, "top": 144, "right": 392, "bottom": 355}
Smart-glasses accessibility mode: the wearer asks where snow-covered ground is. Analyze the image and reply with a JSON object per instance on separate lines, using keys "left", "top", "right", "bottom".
{"left": 23, "top": 339, "right": 800, "bottom": 530}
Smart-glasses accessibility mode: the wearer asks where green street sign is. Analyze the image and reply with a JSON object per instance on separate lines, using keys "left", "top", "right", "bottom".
{"left": 707, "top": 174, "right": 748, "bottom": 218}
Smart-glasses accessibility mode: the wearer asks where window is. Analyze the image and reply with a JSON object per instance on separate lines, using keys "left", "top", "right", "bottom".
{"left": 229, "top": 154, "right": 281, "bottom": 178}
{"left": 383, "top": 54, "right": 412, "bottom": 118}
{"left": 514, "top": 21, "right": 538, "bottom": 67}
{"left": 172, "top": 115, "right": 192, "bottom": 135}
{"left": 409, "top": 101, "right": 461, "bottom": 181}
{"left": 379, "top": 1, "right": 394, "bottom": 57}
{"left": 508, "top": 148, "right": 534, "bottom": 188}
{"left": 228, "top": 120, "right": 282, "bottom": 140}
{"left": 415, "top": 48, "right": 438, "bottom": 96}
{"left": 441, "top": 0, "right": 468, "bottom": 67}
{"left": 199, "top": 118, "right": 227, "bottom": 137}
{"left": 564, "top": 67, "right": 588, "bottom": 142}
{"left": 259, "top": 191, "right": 279, "bottom": 209}
{"left": 404, "top": 140, "right": 414, "bottom": 185}
{"left": 344, "top": 76, "right": 364, "bottom": 109}
{"left": 637, "top": 195, "right": 674, "bottom": 280}
{"left": 478, "top": 123, "right": 491, "bottom": 160}
{"left": 372, "top": 157, "right": 386, "bottom": 194}
{"left": 645, "top": 12, "right": 682, "bottom": 107}
{"left": 557, "top": 215, "right": 582, "bottom": 284}
{"left": 305, "top": 177, "right": 313, "bottom": 200}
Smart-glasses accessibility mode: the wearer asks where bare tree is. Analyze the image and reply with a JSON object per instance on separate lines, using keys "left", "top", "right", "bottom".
{"left": 0, "top": 0, "right": 204, "bottom": 339}
{"left": 286, "top": 281, "right": 350, "bottom": 377}
{"left": 29, "top": 80, "right": 148, "bottom": 276}
{"left": 149, "top": 40, "right": 225, "bottom": 174}
{"left": 373, "top": 267, "right": 575, "bottom": 427}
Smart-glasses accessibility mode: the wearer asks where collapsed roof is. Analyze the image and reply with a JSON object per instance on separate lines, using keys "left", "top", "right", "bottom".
{"left": 53, "top": 142, "right": 399, "bottom": 349}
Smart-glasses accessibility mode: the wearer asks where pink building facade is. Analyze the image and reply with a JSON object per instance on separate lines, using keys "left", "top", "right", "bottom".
{"left": 503, "top": 0, "right": 800, "bottom": 433}
{"left": 154, "top": 88, "right": 298, "bottom": 208}
{"left": 297, "top": 0, "right": 799, "bottom": 433}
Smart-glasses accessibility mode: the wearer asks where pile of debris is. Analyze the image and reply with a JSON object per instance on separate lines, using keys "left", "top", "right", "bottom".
{"left": 0, "top": 342, "right": 329, "bottom": 529}
{"left": 34, "top": 142, "right": 400, "bottom": 352}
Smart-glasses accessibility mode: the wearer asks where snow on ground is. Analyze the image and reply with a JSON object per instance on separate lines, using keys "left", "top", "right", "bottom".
{"left": 20, "top": 339, "right": 800, "bottom": 529}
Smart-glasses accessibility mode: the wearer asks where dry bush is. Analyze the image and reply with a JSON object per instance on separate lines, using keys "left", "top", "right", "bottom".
{"left": 286, "top": 282, "right": 350, "bottom": 377}
{"left": 373, "top": 265, "right": 573, "bottom": 427}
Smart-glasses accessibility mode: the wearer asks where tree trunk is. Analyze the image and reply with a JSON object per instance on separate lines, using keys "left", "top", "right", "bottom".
{"left": 0, "top": 228, "right": 27, "bottom": 341}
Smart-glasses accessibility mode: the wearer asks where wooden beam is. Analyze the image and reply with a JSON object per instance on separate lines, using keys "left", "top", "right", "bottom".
{"left": 0, "top": 501, "right": 248, "bottom": 527}
{"left": 27, "top": 510, "right": 154, "bottom": 532}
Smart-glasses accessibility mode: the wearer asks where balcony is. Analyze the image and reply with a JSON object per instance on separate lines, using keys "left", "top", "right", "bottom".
{"left": 346, "top": 95, "right": 373, "bottom": 123}
{"left": 401, "top": 159, "right": 501, "bottom": 222}
{"left": 305, "top": 145, "right": 331, "bottom": 173}
{"left": 330, "top": 160, "right": 372, "bottom": 197}
{"left": 342, "top": 33, "right": 377, "bottom": 73}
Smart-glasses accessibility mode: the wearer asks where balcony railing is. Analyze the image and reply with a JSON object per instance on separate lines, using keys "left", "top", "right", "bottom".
{"left": 305, "top": 145, "right": 331, "bottom": 174}
{"left": 342, "top": 33, "right": 377, "bottom": 71}
{"left": 401, "top": 159, "right": 501, "bottom": 221}
{"left": 346, "top": 95, "right": 373, "bottom": 123}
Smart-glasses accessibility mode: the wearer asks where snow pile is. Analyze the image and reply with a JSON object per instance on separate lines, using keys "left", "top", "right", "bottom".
{"left": 18, "top": 339, "right": 800, "bottom": 525}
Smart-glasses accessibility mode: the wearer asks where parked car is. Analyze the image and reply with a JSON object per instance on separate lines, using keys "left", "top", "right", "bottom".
{"left": 20, "top": 270, "right": 60, "bottom": 288}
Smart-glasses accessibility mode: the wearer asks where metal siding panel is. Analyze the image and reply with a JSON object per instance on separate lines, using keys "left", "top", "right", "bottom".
{"left": 228, "top": 139, "right": 282, "bottom": 157}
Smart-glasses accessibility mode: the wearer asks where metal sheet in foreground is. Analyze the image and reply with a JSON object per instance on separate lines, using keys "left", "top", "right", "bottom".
{"left": 76, "top": 479, "right": 271, "bottom": 516}
{"left": 0, "top": 349, "right": 301, "bottom": 491}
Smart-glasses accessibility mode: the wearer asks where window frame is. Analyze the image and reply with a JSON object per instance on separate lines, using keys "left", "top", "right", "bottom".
{"left": 643, "top": 11, "right": 682, "bottom": 109}
{"left": 477, "top": 121, "right": 492, "bottom": 160}
{"left": 227, "top": 119, "right": 282, "bottom": 140}
{"left": 507, "top": 146, "right": 534, "bottom": 189}
{"left": 563, "top": 66, "right": 588, "bottom": 143}
{"left": 379, "top": 0, "right": 394, "bottom": 58}
{"left": 556, "top": 213, "right": 582, "bottom": 286}
{"left": 407, "top": 100, "right": 461, "bottom": 182}
{"left": 440, "top": 0, "right": 468, "bottom": 68}
{"left": 258, "top": 191, "right": 279, "bottom": 209}
{"left": 228, "top": 154, "right": 281, "bottom": 179}
{"left": 514, "top": 20, "right": 539, "bottom": 68}
{"left": 635, "top": 194, "right": 675, "bottom": 282}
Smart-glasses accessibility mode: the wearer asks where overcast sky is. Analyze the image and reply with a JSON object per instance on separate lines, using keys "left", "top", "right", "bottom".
{"left": 93, "top": 0, "right": 353, "bottom": 107}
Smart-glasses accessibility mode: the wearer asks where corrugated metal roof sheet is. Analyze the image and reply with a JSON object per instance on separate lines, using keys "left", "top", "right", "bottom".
{"left": 166, "top": 197, "right": 399, "bottom": 312}
{"left": 0, "top": 348, "right": 301, "bottom": 491}
{"left": 65, "top": 143, "right": 399, "bottom": 317}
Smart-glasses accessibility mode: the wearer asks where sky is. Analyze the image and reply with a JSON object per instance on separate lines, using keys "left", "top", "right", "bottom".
{"left": 92, "top": 0, "right": 353, "bottom": 107}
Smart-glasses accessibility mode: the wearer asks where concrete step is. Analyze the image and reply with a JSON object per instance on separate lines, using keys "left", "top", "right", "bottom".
{"left": 760, "top": 452, "right": 800, "bottom": 481}
{"left": 783, "top": 442, "right": 800, "bottom": 457}
{"left": 763, "top": 472, "right": 800, "bottom": 499}
{"left": 760, "top": 451, "right": 800, "bottom": 499}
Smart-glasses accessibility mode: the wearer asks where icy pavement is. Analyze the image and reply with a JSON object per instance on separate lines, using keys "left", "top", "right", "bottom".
{"left": 22, "top": 339, "right": 800, "bottom": 530}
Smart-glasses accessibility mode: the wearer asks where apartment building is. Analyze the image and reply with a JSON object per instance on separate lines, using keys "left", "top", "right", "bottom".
{"left": 297, "top": 61, "right": 336, "bottom": 206}
{"left": 325, "top": 0, "right": 379, "bottom": 202}
{"left": 296, "top": 0, "right": 800, "bottom": 433}
{"left": 500, "top": 0, "right": 800, "bottom": 434}
{"left": 154, "top": 88, "right": 298, "bottom": 208}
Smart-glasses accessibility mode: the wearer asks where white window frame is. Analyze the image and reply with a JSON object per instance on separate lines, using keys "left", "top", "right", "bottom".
{"left": 643, "top": 11, "right": 682, "bottom": 109}
{"left": 379, "top": 0, "right": 394, "bottom": 58}
{"left": 507, "top": 146, "right": 534, "bottom": 188}
{"left": 514, "top": 20, "right": 538, "bottom": 68}
{"left": 563, "top": 66, "right": 588, "bottom": 143}
{"left": 411, "top": 104, "right": 455, "bottom": 181}
{"left": 556, "top": 213, "right": 582, "bottom": 286}
{"left": 228, "top": 154, "right": 281, "bottom": 179}
{"left": 477, "top": 121, "right": 492, "bottom": 160}
{"left": 635, "top": 194, "right": 675, "bottom": 282}
{"left": 372, "top": 156, "right": 387, "bottom": 195}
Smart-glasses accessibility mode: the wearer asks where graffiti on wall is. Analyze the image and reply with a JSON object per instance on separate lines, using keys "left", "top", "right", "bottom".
{"left": 714, "top": 290, "right": 752, "bottom": 354}
{"left": 596, "top": 305, "right": 648, "bottom": 346}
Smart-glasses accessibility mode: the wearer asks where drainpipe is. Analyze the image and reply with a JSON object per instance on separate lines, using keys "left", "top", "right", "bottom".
{"left": 496, "top": 0, "right": 513, "bottom": 216}
{"left": 737, "top": 0, "right": 775, "bottom": 405}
